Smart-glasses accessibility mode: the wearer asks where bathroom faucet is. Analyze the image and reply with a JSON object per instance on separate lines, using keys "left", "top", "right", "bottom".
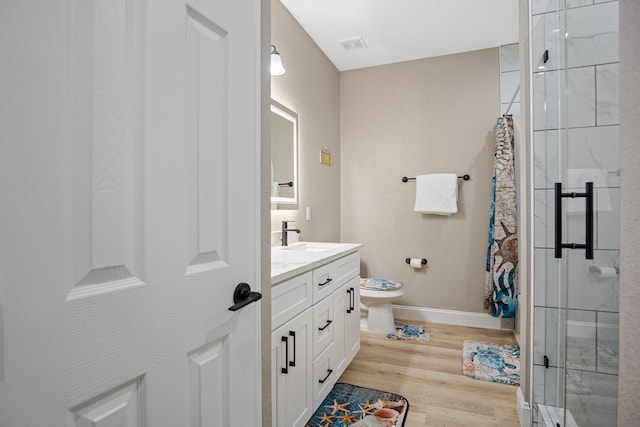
{"left": 281, "top": 221, "right": 301, "bottom": 246}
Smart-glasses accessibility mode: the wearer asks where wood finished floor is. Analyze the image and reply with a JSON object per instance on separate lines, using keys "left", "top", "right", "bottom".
{"left": 337, "top": 321, "right": 520, "bottom": 427}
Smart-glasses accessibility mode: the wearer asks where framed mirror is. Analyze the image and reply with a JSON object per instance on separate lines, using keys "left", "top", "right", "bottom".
{"left": 271, "top": 100, "right": 298, "bottom": 209}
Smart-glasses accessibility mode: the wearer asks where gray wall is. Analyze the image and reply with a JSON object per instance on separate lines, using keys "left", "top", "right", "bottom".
{"left": 340, "top": 49, "right": 500, "bottom": 313}
{"left": 619, "top": 0, "right": 640, "bottom": 423}
{"left": 270, "top": 0, "right": 341, "bottom": 242}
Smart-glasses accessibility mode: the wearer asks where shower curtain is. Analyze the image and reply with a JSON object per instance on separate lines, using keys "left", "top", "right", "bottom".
{"left": 484, "top": 115, "right": 518, "bottom": 318}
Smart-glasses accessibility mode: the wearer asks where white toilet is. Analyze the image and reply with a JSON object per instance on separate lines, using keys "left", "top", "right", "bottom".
{"left": 359, "top": 278, "right": 405, "bottom": 335}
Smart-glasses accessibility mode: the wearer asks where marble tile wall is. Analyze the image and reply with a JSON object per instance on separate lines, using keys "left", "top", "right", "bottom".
{"left": 531, "top": 1, "right": 619, "bottom": 426}
{"left": 500, "top": 43, "right": 521, "bottom": 124}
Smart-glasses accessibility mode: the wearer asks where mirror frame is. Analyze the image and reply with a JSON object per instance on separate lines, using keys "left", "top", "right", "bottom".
{"left": 271, "top": 100, "right": 298, "bottom": 208}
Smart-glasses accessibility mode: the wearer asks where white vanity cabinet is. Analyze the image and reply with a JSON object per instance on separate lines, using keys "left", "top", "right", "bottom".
{"left": 271, "top": 248, "right": 361, "bottom": 427}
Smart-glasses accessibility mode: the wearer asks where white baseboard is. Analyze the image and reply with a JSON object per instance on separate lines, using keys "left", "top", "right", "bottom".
{"left": 392, "top": 305, "right": 510, "bottom": 330}
{"left": 517, "top": 387, "right": 531, "bottom": 427}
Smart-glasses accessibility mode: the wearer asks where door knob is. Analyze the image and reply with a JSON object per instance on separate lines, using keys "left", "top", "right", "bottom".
{"left": 228, "top": 283, "right": 262, "bottom": 311}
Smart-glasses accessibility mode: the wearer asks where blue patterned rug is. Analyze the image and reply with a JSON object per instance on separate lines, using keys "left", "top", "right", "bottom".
{"left": 462, "top": 340, "right": 520, "bottom": 386}
{"left": 386, "top": 322, "right": 430, "bottom": 343}
{"left": 306, "top": 383, "right": 408, "bottom": 426}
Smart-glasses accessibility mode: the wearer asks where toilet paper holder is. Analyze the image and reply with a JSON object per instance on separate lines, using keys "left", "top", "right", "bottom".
{"left": 406, "top": 258, "right": 427, "bottom": 266}
{"left": 588, "top": 265, "right": 619, "bottom": 275}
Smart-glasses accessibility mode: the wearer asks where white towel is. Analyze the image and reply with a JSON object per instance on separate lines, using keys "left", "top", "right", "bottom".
{"left": 567, "top": 169, "right": 611, "bottom": 213}
{"left": 414, "top": 173, "right": 458, "bottom": 215}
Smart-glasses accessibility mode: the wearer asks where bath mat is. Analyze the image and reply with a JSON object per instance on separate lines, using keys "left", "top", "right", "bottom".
{"left": 306, "top": 382, "right": 409, "bottom": 427}
{"left": 386, "top": 322, "right": 431, "bottom": 343}
{"left": 462, "top": 340, "right": 520, "bottom": 386}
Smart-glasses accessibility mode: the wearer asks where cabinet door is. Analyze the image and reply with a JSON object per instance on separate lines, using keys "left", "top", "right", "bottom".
{"left": 272, "top": 309, "right": 314, "bottom": 427}
{"left": 332, "top": 284, "right": 348, "bottom": 375}
{"left": 345, "top": 276, "right": 362, "bottom": 363}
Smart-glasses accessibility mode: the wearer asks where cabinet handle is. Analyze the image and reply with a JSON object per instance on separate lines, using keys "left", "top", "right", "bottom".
{"left": 289, "top": 331, "right": 296, "bottom": 367}
{"left": 318, "top": 368, "right": 333, "bottom": 384}
{"left": 349, "top": 287, "right": 355, "bottom": 311}
{"left": 281, "top": 336, "right": 289, "bottom": 374}
{"left": 346, "top": 289, "right": 352, "bottom": 313}
{"left": 319, "top": 277, "right": 333, "bottom": 287}
{"left": 554, "top": 182, "right": 594, "bottom": 260}
{"left": 318, "top": 319, "right": 333, "bottom": 331}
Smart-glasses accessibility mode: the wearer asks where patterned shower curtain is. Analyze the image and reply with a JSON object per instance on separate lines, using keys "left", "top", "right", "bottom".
{"left": 484, "top": 115, "right": 518, "bottom": 318}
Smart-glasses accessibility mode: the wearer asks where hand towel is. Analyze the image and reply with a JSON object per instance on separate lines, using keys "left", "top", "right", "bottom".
{"left": 414, "top": 173, "right": 458, "bottom": 215}
{"left": 567, "top": 169, "right": 611, "bottom": 213}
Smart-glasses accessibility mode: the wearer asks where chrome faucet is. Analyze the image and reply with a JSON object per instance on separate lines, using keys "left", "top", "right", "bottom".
{"left": 281, "top": 221, "right": 301, "bottom": 246}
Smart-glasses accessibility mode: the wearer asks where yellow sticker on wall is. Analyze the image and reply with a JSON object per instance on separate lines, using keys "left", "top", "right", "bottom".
{"left": 320, "top": 147, "right": 332, "bottom": 166}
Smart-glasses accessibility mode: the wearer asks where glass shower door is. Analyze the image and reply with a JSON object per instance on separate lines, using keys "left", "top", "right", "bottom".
{"left": 560, "top": 0, "right": 620, "bottom": 423}
{"left": 531, "top": 0, "right": 620, "bottom": 426}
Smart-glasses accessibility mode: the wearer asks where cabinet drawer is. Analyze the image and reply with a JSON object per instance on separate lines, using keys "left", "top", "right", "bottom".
{"left": 312, "top": 294, "right": 334, "bottom": 358}
{"left": 312, "top": 262, "right": 337, "bottom": 303}
{"left": 272, "top": 272, "right": 313, "bottom": 330}
{"left": 332, "top": 252, "right": 360, "bottom": 287}
{"left": 313, "top": 342, "right": 337, "bottom": 408}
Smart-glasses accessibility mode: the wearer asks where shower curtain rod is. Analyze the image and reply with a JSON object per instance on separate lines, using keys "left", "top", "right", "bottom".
{"left": 505, "top": 84, "right": 520, "bottom": 115}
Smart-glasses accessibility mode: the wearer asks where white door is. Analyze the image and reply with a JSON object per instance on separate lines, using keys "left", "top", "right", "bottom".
{"left": 0, "top": 1, "right": 262, "bottom": 426}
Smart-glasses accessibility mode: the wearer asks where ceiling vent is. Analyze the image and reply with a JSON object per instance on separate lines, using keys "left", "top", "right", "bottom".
{"left": 339, "top": 36, "right": 367, "bottom": 51}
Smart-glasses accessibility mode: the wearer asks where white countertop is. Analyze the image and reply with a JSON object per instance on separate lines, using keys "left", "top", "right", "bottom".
{"left": 271, "top": 242, "right": 362, "bottom": 285}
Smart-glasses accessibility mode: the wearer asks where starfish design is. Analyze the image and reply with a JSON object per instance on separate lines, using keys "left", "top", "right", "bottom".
{"left": 326, "top": 399, "right": 350, "bottom": 415}
{"left": 339, "top": 413, "right": 356, "bottom": 424}
{"left": 494, "top": 221, "right": 518, "bottom": 270}
{"left": 316, "top": 413, "right": 334, "bottom": 423}
{"left": 352, "top": 403, "right": 373, "bottom": 419}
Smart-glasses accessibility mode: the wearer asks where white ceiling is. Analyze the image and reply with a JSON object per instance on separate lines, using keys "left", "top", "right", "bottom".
{"left": 279, "top": 0, "right": 520, "bottom": 71}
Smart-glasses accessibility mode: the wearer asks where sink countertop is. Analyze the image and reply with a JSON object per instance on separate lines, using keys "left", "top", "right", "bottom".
{"left": 271, "top": 242, "right": 362, "bottom": 285}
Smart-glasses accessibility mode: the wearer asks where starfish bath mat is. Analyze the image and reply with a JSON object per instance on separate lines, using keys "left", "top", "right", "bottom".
{"left": 306, "top": 383, "right": 409, "bottom": 426}
{"left": 386, "top": 322, "right": 430, "bottom": 343}
{"left": 462, "top": 340, "right": 520, "bottom": 385}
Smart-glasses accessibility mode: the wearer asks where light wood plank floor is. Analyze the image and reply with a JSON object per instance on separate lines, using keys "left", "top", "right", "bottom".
{"left": 337, "top": 321, "right": 520, "bottom": 427}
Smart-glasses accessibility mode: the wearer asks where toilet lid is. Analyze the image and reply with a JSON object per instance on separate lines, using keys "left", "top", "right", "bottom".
{"left": 360, "top": 277, "right": 403, "bottom": 290}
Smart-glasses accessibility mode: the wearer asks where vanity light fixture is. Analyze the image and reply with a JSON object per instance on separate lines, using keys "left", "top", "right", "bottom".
{"left": 271, "top": 44, "right": 286, "bottom": 76}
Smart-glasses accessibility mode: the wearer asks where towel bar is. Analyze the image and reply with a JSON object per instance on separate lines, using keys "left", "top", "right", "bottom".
{"left": 402, "top": 174, "right": 470, "bottom": 182}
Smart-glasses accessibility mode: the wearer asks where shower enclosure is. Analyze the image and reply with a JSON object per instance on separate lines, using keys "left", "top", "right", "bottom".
{"left": 530, "top": 0, "right": 620, "bottom": 426}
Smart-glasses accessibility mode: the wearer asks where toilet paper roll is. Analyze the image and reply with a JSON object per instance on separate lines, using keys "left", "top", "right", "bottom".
{"left": 588, "top": 266, "right": 618, "bottom": 278}
{"left": 409, "top": 258, "right": 423, "bottom": 269}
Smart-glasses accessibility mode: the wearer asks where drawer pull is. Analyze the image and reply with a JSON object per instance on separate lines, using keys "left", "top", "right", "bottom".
{"left": 289, "top": 331, "right": 296, "bottom": 367}
{"left": 319, "top": 368, "right": 333, "bottom": 384}
{"left": 346, "top": 288, "right": 352, "bottom": 313}
{"left": 349, "top": 287, "right": 355, "bottom": 311}
{"left": 319, "top": 277, "right": 333, "bottom": 287}
{"left": 318, "top": 319, "right": 333, "bottom": 331}
{"left": 281, "top": 336, "right": 289, "bottom": 374}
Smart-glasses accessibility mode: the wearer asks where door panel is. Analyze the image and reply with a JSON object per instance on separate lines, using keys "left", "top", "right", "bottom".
{"left": 69, "top": 377, "right": 145, "bottom": 427}
{"left": 185, "top": 5, "right": 228, "bottom": 274}
{"left": 66, "top": 0, "right": 145, "bottom": 299}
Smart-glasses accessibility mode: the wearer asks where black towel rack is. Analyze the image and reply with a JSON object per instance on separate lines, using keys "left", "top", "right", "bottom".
{"left": 278, "top": 181, "right": 293, "bottom": 187}
{"left": 402, "top": 174, "right": 470, "bottom": 182}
